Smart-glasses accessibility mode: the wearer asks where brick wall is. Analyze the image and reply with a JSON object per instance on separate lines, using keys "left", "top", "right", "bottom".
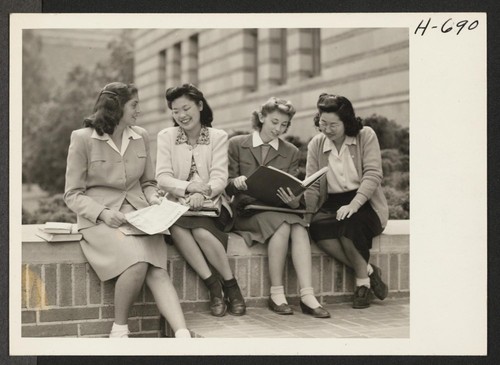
{"left": 21, "top": 221, "right": 409, "bottom": 338}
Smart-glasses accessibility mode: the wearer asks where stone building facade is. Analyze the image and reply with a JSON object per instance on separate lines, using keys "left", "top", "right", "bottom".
{"left": 133, "top": 28, "right": 409, "bottom": 154}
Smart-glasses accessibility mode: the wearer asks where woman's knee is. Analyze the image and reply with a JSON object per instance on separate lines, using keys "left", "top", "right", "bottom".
{"left": 192, "top": 228, "right": 216, "bottom": 243}
{"left": 274, "top": 222, "right": 291, "bottom": 237}
{"left": 146, "top": 266, "right": 169, "bottom": 282}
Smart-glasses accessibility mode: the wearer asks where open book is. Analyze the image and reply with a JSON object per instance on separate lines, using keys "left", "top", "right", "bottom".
{"left": 245, "top": 166, "right": 329, "bottom": 206}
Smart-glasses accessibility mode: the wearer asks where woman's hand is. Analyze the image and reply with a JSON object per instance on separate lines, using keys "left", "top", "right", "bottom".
{"left": 149, "top": 196, "right": 163, "bottom": 205}
{"left": 187, "top": 193, "right": 205, "bottom": 210}
{"left": 98, "top": 209, "right": 127, "bottom": 228}
{"left": 186, "top": 181, "right": 212, "bottom": 196}
{"left": 233, "top": 176, "right": 248, "bottom": 191}
{"left": 277, "top": 187, "right": 300, "bottom": 209}
{"left": 336, "top": 202, "right": 360, "bottom": 221}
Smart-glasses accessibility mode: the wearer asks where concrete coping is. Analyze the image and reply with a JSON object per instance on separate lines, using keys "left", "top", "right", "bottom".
{"left": 21, "top": 221, "right": 409, "bottom": 264}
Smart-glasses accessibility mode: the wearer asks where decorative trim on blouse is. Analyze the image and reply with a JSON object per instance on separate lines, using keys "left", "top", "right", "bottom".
{"left": 175, "top": 126, "right": 211, "bottom": 146}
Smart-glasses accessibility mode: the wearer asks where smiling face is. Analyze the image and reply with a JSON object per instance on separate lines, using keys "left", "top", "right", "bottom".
{"left": 120, "top": 93, "right": 140, "bottom": 126}
{"left": 170, "top": 95, "right": 203, "bottom": 133}
{"left": 259, "top": 110, "right": 290, "bottom": 143}
{"left": 319, "top": 112, "right": 346, "bottom": 143}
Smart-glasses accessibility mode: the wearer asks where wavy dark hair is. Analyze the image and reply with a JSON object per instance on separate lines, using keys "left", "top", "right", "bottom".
{"left": 251, "top": 97, "right": 296, "bottom": 132}
{"left": 313, "top": 93, "right": 363, "bottom": 137}
{"left": 83, "top": 82, "right": 138, "bottom": 136}
{"left": 165, "top": 84, "right": 213, "bottom": 127}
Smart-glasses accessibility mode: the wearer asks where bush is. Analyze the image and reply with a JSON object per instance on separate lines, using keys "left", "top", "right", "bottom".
{"left": 24, "top": 194, "right": 77, "bottom": 224}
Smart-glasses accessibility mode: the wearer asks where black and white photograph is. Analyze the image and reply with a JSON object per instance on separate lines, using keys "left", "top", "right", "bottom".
{"left": 9, "top": 13, "right": 486, "bottom": 356}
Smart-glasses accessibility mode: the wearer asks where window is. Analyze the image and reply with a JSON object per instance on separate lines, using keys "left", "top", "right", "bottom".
{"left": 311, "top": 29, "right": 321, "bottom": 77}
{"left": 280, "top": 28, "right": 288, "bottom": 84}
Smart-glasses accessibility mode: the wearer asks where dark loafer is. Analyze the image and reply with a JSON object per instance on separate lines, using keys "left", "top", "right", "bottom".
{"left": 268, "top": 297, "right": 294, "bottom": 315}
{"left": 352, "top": 285, "right": 372, "bottom": 309}
{"left": 299, "top": 301, "right": 331, "bottom": 318}
{"left": 369, "top": 264, "right": 389, "bottom": 300}
{"left": 227, "top": 297, "right": 246, "bottom": 316}
{"left": 210, "top": 296, "right": 227, "bottom": 317}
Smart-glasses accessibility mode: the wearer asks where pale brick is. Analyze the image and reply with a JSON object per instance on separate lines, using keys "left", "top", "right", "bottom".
{"left": 333, "top": 259, "right": 344, "bottom": 293}
{"left": 400, "top": 253, "right": 410, "bottom": 290}
{"left": 73, "top": 263, "right": 87, "bottom": 306}
{"left": 171, "top": 259, "right": 185, "bottom": 299}
{"left": 44, "top": 264, "right": 57, "bottom": 306}
{"left": 236, "top": 258, "right": 249, "bottom": 297}
{"left": 59, "top": 264, "right": 72, "bottom": 307}
{"left": 311, "top": 256, "right": 321, "bottom": 293}
{"left": 345, "top": 266, "right": 355, "bottom": 293}
{"left": 262, "top": 257, "right": 271, "bottom": 297}
{"left": 79, "top": 320, "right": 114, "bottom": 336}
{"left": 249, "top": 257, "right": 262, "bottom": 297}
{"left": 286, "top": 258, "right": 298, "bottom": 295}
{"left": 88, "top": 264, "right": 101, "bottom": 305}
{"left": 197, "top": 276, "right": 209, "bottom": 301}
{"left": 27, "top": 264, "right": 43, "bottom": 309}
{"left": 22, "top": 323, "right": 78, "bottom": 337}
{"left": 40, "top": 307, "right": 99, "bottom": 322}
{"left": 184, "top": 265, "right": 198, "bottom": 301}
{"left": 141, "top": 318, "right": 161, "bottom": 331}
{"left": 390, "top": 254, "right": 399, "bottom": 290}
{"left": 322, "top": 256, "right": 334, "bottom": 293}
{"left": 103, "top": 279, "right": 115, "bottom": 305}
{"left": 22, "top": 311, "right": 36, "bottom": 324}
{"left": 22, "top": 264, "right": 27, "bottom": 308}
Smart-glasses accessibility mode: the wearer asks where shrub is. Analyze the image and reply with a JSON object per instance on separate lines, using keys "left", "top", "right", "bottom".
{"left": 26, "top": 194, "right": 77, "bottom": 224}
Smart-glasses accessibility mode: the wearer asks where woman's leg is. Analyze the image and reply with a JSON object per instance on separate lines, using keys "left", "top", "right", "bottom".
{"left": 145, "top": 266, "right": 190, "bottom": 336}
{"left": 170, "top": 225, "right": 212, "bottom": 280}
{"left": 191, "top": 228, "right": 233, "bottom": 280}
{"left": 315, "top": 238, "right": 352, "bottom": 267}
{"left": 114, "top": 262, "right": 149, "bottom": 325}
{"left": 290, "top": 224, "right": 325, "bottom": 313}
{"left": 338, "top": 236, "right": 371, "bottom": 308}
{"left": 267, "top": 223, "right": 291, "bottom": 306}
{"left": 191, "top": 228, "right": 246, "bottom": 315}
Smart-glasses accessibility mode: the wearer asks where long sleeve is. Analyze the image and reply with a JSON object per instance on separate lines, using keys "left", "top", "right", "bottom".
{"left": 304, "top": 136, "right": 322, "bottom": 213}
{"left": 63, "top": 131, "right": 107, "bottom": 223}
{"left": 226, "top": 136, "right": 241, "bottom": 197}
{"left": 156, "top": 130, "right": 190, "bottom": 197}
{"left": 354, "top": 127, "right": 384, "bottom": 205}
{"left": 138, "top": 129, "right": 160, "bottom": 203}
{"left": 207, "top": 130, "right": 229, "bottom": 198}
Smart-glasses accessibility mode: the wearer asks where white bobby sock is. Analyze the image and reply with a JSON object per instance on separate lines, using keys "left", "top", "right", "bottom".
{"left": 299, "top": 287, "right": 321, "bottom": 309}
{"left": 356, "top": 277, "right": 371, "bottom": 288}
{"left": 175, "top": 328, "right": 191, "bottom": 338}
{"left": 270, "top": 286, "right": 287, "bottom": 305}
{"left": 367, "top": 264, "right": 374, "bottom": 276}
{"left": 109, "top": 322, "right": 129, "bottom": 338}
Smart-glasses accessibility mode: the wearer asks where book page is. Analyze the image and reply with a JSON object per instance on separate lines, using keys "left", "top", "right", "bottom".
{"left": 266, "top": 165, "right": 302, "bottom": 183}
{"left": 124, "top": 199, "right": 188, "bottom": 235}
{"left": 302, "top": 166, "right": 329, "bottom": 187}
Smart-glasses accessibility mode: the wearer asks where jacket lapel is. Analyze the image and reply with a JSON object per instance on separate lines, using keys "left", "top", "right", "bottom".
{"left": 241, "top": 134, "right": 263, "bottom": 165}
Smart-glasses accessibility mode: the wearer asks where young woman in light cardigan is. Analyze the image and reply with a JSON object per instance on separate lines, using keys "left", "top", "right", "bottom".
{"left": 305, "top": 93, "right": 389, "bottom": 309}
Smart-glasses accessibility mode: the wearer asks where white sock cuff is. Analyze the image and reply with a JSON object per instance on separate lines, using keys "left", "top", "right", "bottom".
{"left": 356, "top": 277, "right": 370, "bottom": 288}
{"left": 175, "top": 328, "right": 191, "bottom": 338}
{"left": 111, "top": 323, "right": 129, "bottom": 331}
{"left": 299, "top": 287, "right": 314, "bottom": 297}
{"left": 270, "top": 286, "right": 285, "bottom": 295}
{"left": 367, "top": 264, "right": 374, "bottom": 276}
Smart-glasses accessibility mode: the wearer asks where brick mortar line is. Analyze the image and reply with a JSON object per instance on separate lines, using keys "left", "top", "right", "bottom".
{"left": 41, "top": 264, "right": 47, "bottom": 309}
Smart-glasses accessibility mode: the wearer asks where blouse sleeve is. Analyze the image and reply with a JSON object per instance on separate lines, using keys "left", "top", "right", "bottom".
{"left": 63, "top": 131, "right": 107, "bottom": 223}
{"left": 207, "top": 129, "right": 229, "bottom": 198}
{"left": 156, "top": 130, "right": 191, "bottom": 197}
{"left": 138, "top": 129, "right": 160, "bottom": 203}
{"left": 353, "top": 127, "right": 384, "bottom": 206}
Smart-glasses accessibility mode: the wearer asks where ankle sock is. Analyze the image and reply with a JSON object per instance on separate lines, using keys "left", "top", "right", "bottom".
{"left": 270, "top": 285, "right": 287, "bottom": 305}
{"left": 356, "top": 277, "right": 371, "bottom": 288}
{"left": 203, "top": 274, "right": 223, "bottom": 299}
{"left": 174, "top": 328, "right": 191, "bottom": 338}
{"left": 367, "top": 264, "right": 374, "bottom": 276}
{"left": 109, "top": 322, "right": 129, "bottom": 338}
{"left": 299, "top": 287, "right": 321, "bottom": 309}
{"left": 223, "top": 277, "right": 244, "bottom": 301}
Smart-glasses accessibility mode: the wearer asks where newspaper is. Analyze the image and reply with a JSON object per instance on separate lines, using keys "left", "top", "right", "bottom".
{"left": 123, "top": 199, "right": 189, "bottom": 235}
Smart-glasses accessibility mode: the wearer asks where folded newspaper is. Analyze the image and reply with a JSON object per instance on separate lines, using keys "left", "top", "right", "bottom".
{"left": 124, "top": 199, "right": 189, "bottom": 235}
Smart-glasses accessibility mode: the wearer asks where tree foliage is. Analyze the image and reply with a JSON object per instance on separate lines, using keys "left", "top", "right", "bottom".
{"left": 24, "top": 30, "right": 135, "bottom": 195}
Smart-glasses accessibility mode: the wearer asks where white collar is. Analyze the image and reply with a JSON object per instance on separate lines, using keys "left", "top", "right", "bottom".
{"left": 323, "top": 135, "right": 356, "bottom": 153}
{"left": 252, "top": 131, "right": 279, "bottom": 150}
{"left": 90, "top": 126, "right": 142, "bottom": 141}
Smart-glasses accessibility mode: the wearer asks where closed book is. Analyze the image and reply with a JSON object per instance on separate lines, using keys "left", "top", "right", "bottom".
{"left": 43, "top": 222, "right": 74, "bottom": 234}
{"left": 243, "top": 204, "right": 313, "bottom": 214}
{"left": 36, "top": 228, "right": 82, "bottom": 242}
{"left": 183, "top": 210, "right": 219, "bottom": 217}
{"left": 245, "top": 166, "right": 329, "bottom": 206}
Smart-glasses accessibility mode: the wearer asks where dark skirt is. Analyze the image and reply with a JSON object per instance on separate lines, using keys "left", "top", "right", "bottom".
{"left": 171, "top": 206, "right": 231, "bottom": 250}
{"left": 309, "top": 190, "right": 383, "bottom": 262}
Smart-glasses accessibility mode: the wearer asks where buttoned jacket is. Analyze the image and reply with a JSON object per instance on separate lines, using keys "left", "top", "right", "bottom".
{"left": 226, "top": 133, "right": 300, "bottom": 197}
{"left": 64, "top": 126, "right": 158, "bottom": 230}
{"left": 304, "top": 127, "right": 389, "bottom": 228}
{"left": 156, "top": 126, "right": 229, "bottom": 200}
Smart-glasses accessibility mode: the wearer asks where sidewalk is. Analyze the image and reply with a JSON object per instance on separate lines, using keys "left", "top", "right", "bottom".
{"left": 185, "top": 297, "right": 409, "bottom": 338}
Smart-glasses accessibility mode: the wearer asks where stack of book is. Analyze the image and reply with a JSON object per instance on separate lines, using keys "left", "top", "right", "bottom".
{"left": 36, "top": 222, "right": 82, "bottom": 242}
